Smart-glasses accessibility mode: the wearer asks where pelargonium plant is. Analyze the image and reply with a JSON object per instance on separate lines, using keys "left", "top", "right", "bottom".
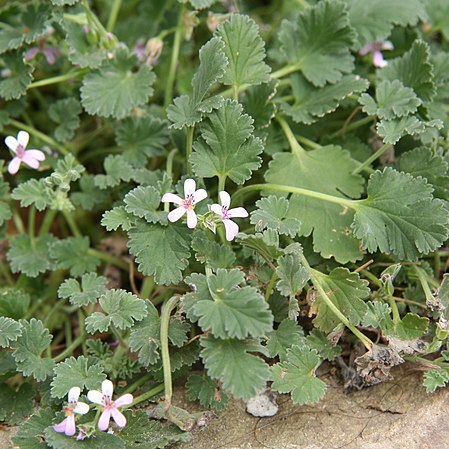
{"left": 1, "top": 0, "right": 449, "bottom": 448}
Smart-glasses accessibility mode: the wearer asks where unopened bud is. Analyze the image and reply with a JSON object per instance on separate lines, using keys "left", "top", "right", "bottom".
{"left": 183, "top": 10, "right": 199, "bottom": 41}
{"left": 207, "top": 12, "right": 230, "bottom": 32}
{"left": 145, "top": 37, "right": 163, "bottom": 66}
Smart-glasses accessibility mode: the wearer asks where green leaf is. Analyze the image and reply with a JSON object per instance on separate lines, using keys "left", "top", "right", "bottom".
{"left": 0, "top": 52, "right": 33, "bottom": 100}
{"left": 379, "top": 40, "right": 436, "bottom": 103}
{"left": 306, "top": 329, "right": 342, "bottom": 360}
{"left": 94, "top": 155, "right": 134, "bottom": 189}
{"left": 81, "top": 48, "right": 155, "bottom": 119}
{"left": 0, "top": 202, "right": 11, "bottom": 226}
{"left": 179, "top": 0, "right": 216, "bottom": 9}
{"left": 344, "top": 0, "right": 427, "bottom": 47}
{"left": 71, "top": 175, "right": 109, "bottom": 211}
{"left": 423, "top": 368, "right": 449, "bottom": 393}
{"left": 51, "top": 355, "right": 106, "bottom": 398}
{"left": 0, "top": 289, "right": 30, "bottom": 319}
{"left": 45, "top": 427, "right": 123, "bottom": 449}
{"left": 116, "top": 116, "right": 169, "bottom": 166}
{"left": 192, "top": 268, "right": 273, "bottom": 339}
{"left": 398, "top": 147, "right": 449, "bottom": 201}
{"left": 265, "top": 145, "right": 364, "bottom": 263}
{"left": 85, "top": 290, "right": 147, "bottom": 333}
{"left": 12, "top": 319, "right": 54, "bottom": 381}
{"left": 128, "top": 220, "right": 191, "bottom": 285}
{"left": 200, "top": 335, "right": 271, "bottom": 400}
{"left": 0, "top": 383, "right": 34, "bottom": 425}
{"left": 48, "top": 98, "right": 82, "bottom": 143}
{"left": 58, "top": 273, "right": 107, "bottom": 307}
{"left": 124, "top": 186, "right": 166, "bottom": 224}
{"left": 186, "top": 373, "right": 229, "bottom": 411}
{"left": 313, "top": 268, "right": 370, "bottom": 332}
{"left": 241, "top": 80, "right": 278, "bottom": 130}
{"left": 283, "top": 74, "right": 368, "bottom": 124}
{"left": 101, "top": 206, "right": 134, "bottom": 231}
{"left": 266, "top": 319, "right": 304, "bottom": 360}
{"left": 0, "top": 316, "right": 21, "bottom": 347}
{"left": 21, "top": 3, "right": 53, "bottom": 45}
{"left": 352, "top": 167, "right": 449, "bottom": 260}
{"left": 359, "top": 80, "right": 421, "bottom": 119}
{"left": 279, "top": 0, "right": 355, "bottom": 86}
{"left": 191, "top": 99, "right": 263, "bottom": 184}
{"left": 191, "top": 231, "right": 236, "bottom": 269}
{"left": 167, "top": 37, "right": 227, "bottom": 129}
{"left": 271, "top": 345, "right": 326, "bottom": 405}
{"left": 7, "top": 234, "right": 54, "bottom": 277}
{"left": 238, "top": 230, "right": 284, "bottom": 261}
{"left": 392, "top": 313, "right": 428, "bottom": 340}
{"left": 425, "top": 0, "right": 449, "bottom": 40}
{"left": 276, "top": 254, "right": 310, "bottom": 297}
{"left": 217, "top": 14, "right": 270, "bottom": 88}
{"left": 11, "top": 179, "right": 51, "bottom": 211}
{"left": 52, "top": 0, "right": 79, "bottom": 5}
{"left": 12, "top": 408, "right": 55, "bottom": 449}
{"left": 50, "top": 236, "right": 100, "bottom": 277}
{"left": 250, "top": 196, "right": 301, "bottom": 237}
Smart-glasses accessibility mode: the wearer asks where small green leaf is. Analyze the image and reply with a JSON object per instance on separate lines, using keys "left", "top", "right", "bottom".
{"left": 51, "top": 355, "right": 106, "bottom": 398}
{"left": 392, "top": 313, "right": 429, "bottom": 340}
{"left": 191, "top": 231, "right": 236, "bottom": 269}
{"left": 0, "top": 383, "right": 34, "bottom": 425}
{"left": 276, "top": 254, "right": 310, "bottom": 297}
{"left": 12, "top": 408, "right": 55, "bottom": 449}
{"left": 201, "top": 335, "right": 271, "bottom": 400}
{"left": 266, "top": 319, "right": 304, "bottom": 360}
{"left": 186, "top": 373, "right": 229, "bottom": 411}
{"left": 271, "top": 345, "right": 326, "bottom": 405}
{"left": 58, "top": 273, "right": 107, "bottom": 307}
{"left": 81, "top": 48, "right": 155, "bottom": 119}
{"left": 306, "top": 329, "right": 342, "bottom": 360}
{"left": 45, "top": 426, "right": 123, "bottom": 449}
{"left": 11, "top": 179, "right": 51, "bottom": 211}
{"left": 0, "top": 316, "right": 21, "bottom": 348}
{"left": 101, "top": 206, "right": 134, "bottom": 231}
{"left": 0, "top": 202, "right": 11, "bottom": 226}
{"left": 0, "top": 289, "right": 30, "bottom": 319}
{"left": 124, "top": 186, "right": 166, "bottom": 224}
{"left": 94, "top": 155, "right": 134, "bottom": 189}
{"left": 352, "top": 168, "right": 449, "bottom": 260}
{"left": 423, "top": 368, "right": 449, "bottom": 393}
{"left": 377, "top": 116, "right": 443, "bottom": 144}
{"left": 48, "top": 98, "right": 82, "bottom": 142}
{"left": 71, "top": 175, "right": 109, "bottom": 211}
{"left": 0, "top": 52, "right": 33, "bottom": 100}
{"left": 50, "top": 236, "right": 100, "bottom": 277}
{"left": 12, "top": 319, "right": 54, "bottom": 381}
{"left": 217, "top": 14, "right": 270, "bottom": 88}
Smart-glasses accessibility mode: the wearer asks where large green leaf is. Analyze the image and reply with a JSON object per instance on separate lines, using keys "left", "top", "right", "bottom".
{"left": 0, "top": 52, "right": 33, "bottom": 100}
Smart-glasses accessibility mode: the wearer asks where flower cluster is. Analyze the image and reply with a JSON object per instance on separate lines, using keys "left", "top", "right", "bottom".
{"left": 54, "top": 380, "right": 133, "bottom": 438}
{"left": 4, "top": 131, "right": 45, "bottom": 174}
{"left": 162, "top": 179, "right": 248, "bottom": 241}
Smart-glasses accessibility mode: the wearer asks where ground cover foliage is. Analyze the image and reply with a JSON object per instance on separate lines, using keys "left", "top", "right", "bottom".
{"left": 2, "top": 0, "right": 449, "bottom": 446}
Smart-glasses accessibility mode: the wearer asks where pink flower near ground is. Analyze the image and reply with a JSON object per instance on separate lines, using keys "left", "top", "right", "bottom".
{"left": 211, "top": 191, "right": 248, "bottom": 241}
{"left": 87, "top": 379, "right": 133, "bottom": 431}
{"left": 4, "top": 131, "right": 45, "bottom": 174}
{"left": 162, "top": 178, "right": 207, "bottom": 229}
{"left": 359, "top": 41, "right": 394, "bottom": 68}
{"left": 53, "top": 387, "right": 89, "bottom": 437}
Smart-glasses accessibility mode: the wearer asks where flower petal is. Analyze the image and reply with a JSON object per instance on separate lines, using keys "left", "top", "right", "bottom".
{"left": 168, "top": 206, "right": 186, "bottom": 222}
{"left": 373, "top": 51, "right": 387, "bottom": 68}
{"left": 21, "top": 153, "right": 40, "bottom": 169}
{"left": 17, "top": 131, "right": 29, "bottom": 148}
{"left": 358, "top": 43, "right": 374, "bottom": 55}
{"left": 8, "top": 157, "right": 21, "bottom": 174}
{"left": 382, "top": 40, "right": 394, "bottom": 51}
{"left": 210, "top": 204, "right": 223, "bottom": 216}
{"left": 25, "top": 47, "right": 40, "bottom": 60}
{"left": 74, "top": 401, "right": 90, "bottom": 415}
{"left": 227, "top": 207, "right": 248, "bottom": 218}
{"left": 184, "top": 178, "right": 196, "bottom": 196}
{"left": 65, "top": 414, "right": 76, "bottom": 436}
{"left": 98, "top": 409, "right": 111, "bottom": 431}
{"left": 161, "top": 193, "right": 183, "bottom": 204}
{"left": 101, "top": 379, "right": 114, "bottom": 398}
{"left": 25, "top": 149, "right": 45, "bottom": 161}
{"left": 186, "top": 209, "right": 197, "bottom": 228}
{"left": 87, "top": 390, "right": 105, "bottom": 406}
{"left": 68, "top": 386, "right": 81, "bottom": 403}
{"left": 113, "top": 393, "right": 133, "bottom": 407}
{"left": 219, "top": 191, "right": 231, "bottom": 208}
{"left": 111, "top": 408, "right": 127, "bottom": 428}
{"left": 223, "top": 219, "right": 239, "bottom": 241}
{"left": 193, "top": 188, "right": 207, "bottom": 203}
{"left": 53, "top": 419, "right": 67, "bottom": 433}
{"left": 5, "top": 136, "right": 18, "bottom": 152}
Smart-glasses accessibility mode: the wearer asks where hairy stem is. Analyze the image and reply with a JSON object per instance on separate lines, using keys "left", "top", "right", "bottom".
{"left": 53, "top": 332, "right": 85, "bottom": 363}
{"left": 107, "top": 0, "right": 122, "bottom": 31}
{"left": 185, "top": 126, "right": 194, "bottom": 176}
{"left": 28, "top": 70, "right": 88, "bottom": 90}
{"left": 130, "top": 383, "right": 165, "bottom": 407}
{"left": 352, "top": 142, "right": 391, "bottom": 175}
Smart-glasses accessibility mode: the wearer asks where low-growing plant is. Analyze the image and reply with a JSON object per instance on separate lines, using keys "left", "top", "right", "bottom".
{"left": 2, "top": 0, "right": 449, "bottom": 447}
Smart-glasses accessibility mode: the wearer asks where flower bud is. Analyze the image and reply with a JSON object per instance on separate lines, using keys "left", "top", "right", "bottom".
{"left": 145, "top": 37, "right": 163, "bottom": 66}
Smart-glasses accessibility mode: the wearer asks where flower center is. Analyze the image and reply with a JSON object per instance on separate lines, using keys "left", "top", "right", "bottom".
{"left": 221, "top": 206, "right": 230, "bottom": 219}
{"left": 182, "top": 194, "right": 195, "bottom": 210}
{"left": 103, "top": 395, "right": 113, "bottom": 408}
{"left": 16, "top": 144, "right": 25, "bottom": 158}
{"left": 64, "top": 405, "right": 74, "bottom": 416}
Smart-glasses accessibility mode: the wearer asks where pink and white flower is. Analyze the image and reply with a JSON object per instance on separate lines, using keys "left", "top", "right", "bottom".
{"left": 4, "top": 131, "right": 45, "bottom": 174}
{"left": 211, "top": 191, "right": 248, "bottom": 241}
{"left": 162, "top": 178, "right": 207, "bottom": 229}
{"left": 359, "top": 41, "right": 394, "bottom": 68}
{"left": 87, "top": 379, "right": 133, "bottom": 431}
{"left": 53, "top": 387, "right": 89, "bottom": 437}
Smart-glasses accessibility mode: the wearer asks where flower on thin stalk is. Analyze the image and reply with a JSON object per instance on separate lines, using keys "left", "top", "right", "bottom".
{"left": 87, "top": 379, "right": 133, "bottom": 431}
{"left": 359, "top": 41, "right": 394, "bottom": 68}
{"left": 211, "top": 191, "right": 248, "bottom": 241}
{"left": 25, "top": 39, "right": 61, "bottom": 65}
{"left": 4, "top": 131, "right": 46, "bottom": 174}
{"left": 53, "top": 387, "right": 89, "bottom": 437}
{"left": 162, "top": 179, "right": 207, "bottom": 229}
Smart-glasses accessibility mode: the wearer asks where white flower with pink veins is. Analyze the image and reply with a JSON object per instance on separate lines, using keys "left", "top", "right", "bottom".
{"left": 4, "top": 131, "right": 45, "bottom": 174}
{"left": 162, "top": 178, "right": 207, "bottom": 229}
{"left": 53, "top": 387, "right": 89, "bottom": 436}
{"left": 87, "top": 379, "right": 133, "bottom": 431}
{"left": 211, "top": 191, "right": 248, "bottom": 241}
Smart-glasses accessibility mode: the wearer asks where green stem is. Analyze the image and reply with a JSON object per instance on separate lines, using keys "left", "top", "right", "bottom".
{"left": 44, "top": 298, "right": 68, "bottom": 328}
{"left": 130, "top": 383, "right": 165, "bottom": 407}
{"left": 413, "top": 266, "right": 435, "bottom": 303}
{"left": 295, "top": 135, "right": 321, "bottom": 149}
{"left": 160, "top": 296, "right": 180, "bottom": 410}
{"left": 185, "top": 126, "right": 194, "bottom": 176}
{"left": 107, "top": 0, "right": 122, "bottom": 31}
{"left": 232, "top": 84, "right": 239, "bottom": 101}
{"left": 388, "top": 297, "right": 401, "bottom": 323}
{"left": 218, "top": 175, "right": 226, "bottom": 194}
{"left": 0, "top": 260, "right": 13, "bottom": 286}
{"left": 166, "top": 148, "right": 178, "bottom": 179}
{"left": 38, "top": 209, "right": 57, "bottom": 236}
{"left": 271, "top": 63, "right": 302, "bottom": 79}
{"left": 63, "top": 13, "right": 88, "bottom": 25}
{"left": 360, "top": 269, "right": 382, "bottom": 287}
{"left": 123, "top": 372, "right": 153, "bottom": 395}
{"left": 9, "top": 120, "right": 68, "bottom": 155}
{"left": 277, "top": 115, "right": 305, "bottom": 156}
{"left": 329, "top": 116, "right": 375, "bottom": 139}
{"left": 53, "top": 332, "right": 85, "bottom": 363}
{"left": 88, "top": 248, "right": 130, "bottom": 271}
{"left": 62, "top": 210, "right": 82, "bottom": 237}
{"left": 111, "top": 323, "right": 127, "bottom": 348}
{"left": 164, "top": 6, "right": 184, "bottom": 108}
{"left": 12, "top": 208, "right": 25, "bottom": 234}
{"left": 265, "top": 271, "right": 278, "bottom": 301}
{"left": 352, "top": 143, "right": 391, "bottom": 175}
{"left": 300, "top": 254, "right": 373, "bottom": 350}
{"left": 28, "top": 206, "right": 36, "bottom": 244}
{"left": 140, "top": 276, "right": 155, "bottom": 299}
{"left": 28, "top": 70, "right": 88, "bottom": 90}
